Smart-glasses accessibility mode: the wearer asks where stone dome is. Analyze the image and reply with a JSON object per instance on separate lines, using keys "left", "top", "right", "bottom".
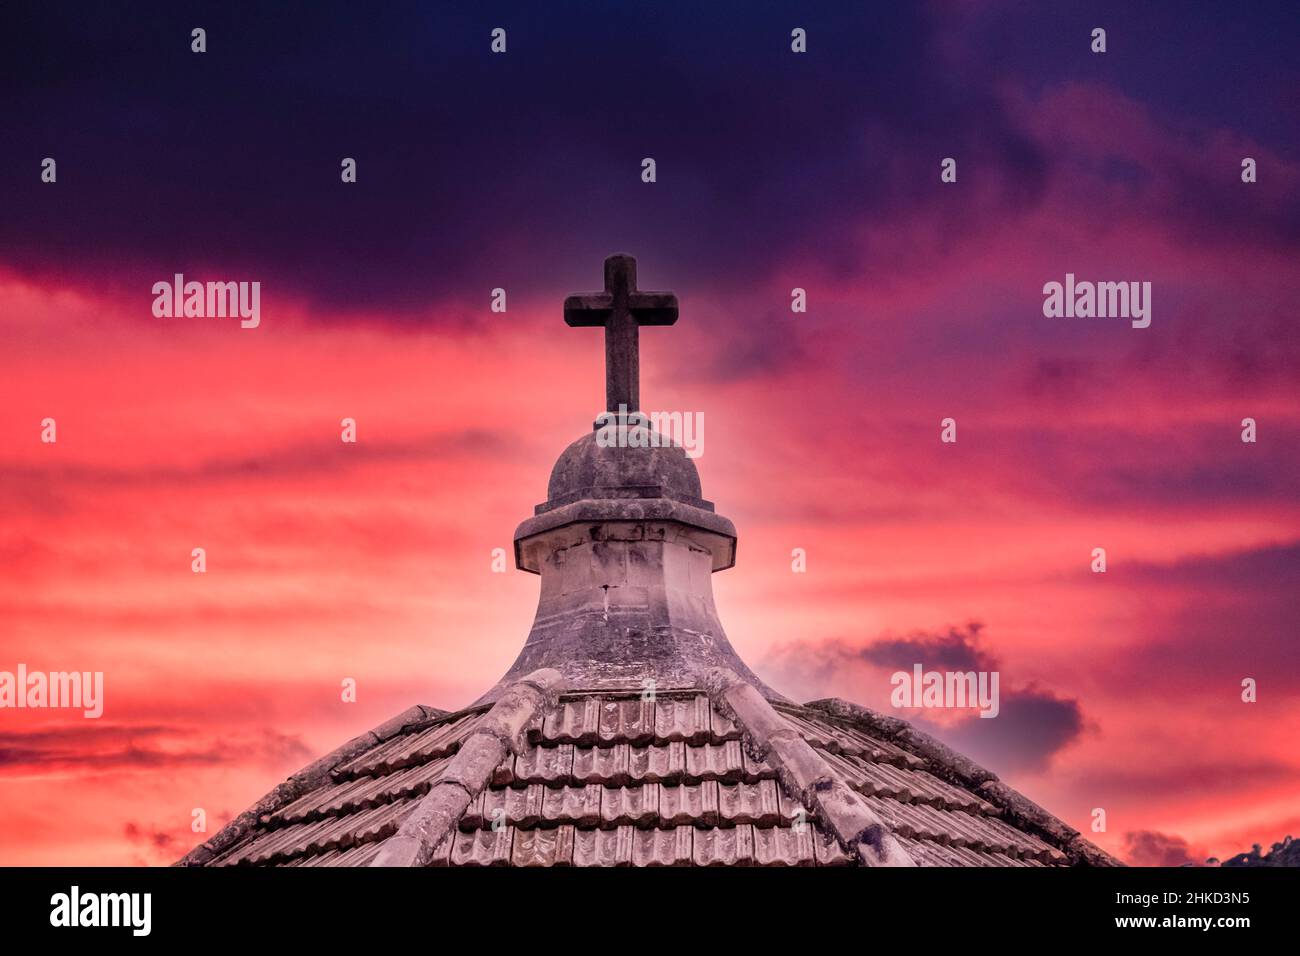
{"left": 541, "top": 425, "right": 710, "bottom": 512}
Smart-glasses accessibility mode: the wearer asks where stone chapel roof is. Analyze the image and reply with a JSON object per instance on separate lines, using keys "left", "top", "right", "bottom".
{"left": 179, "top": 255, "right": 1120, "bottom": 869}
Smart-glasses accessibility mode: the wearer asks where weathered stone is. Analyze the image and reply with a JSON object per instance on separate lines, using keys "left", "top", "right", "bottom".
{"left": 483, "top": 509, "right": 776, "bottom": 703}
{"left": 896, "top": 727, "right": 997, "bottom": 785}
{"left": 815, "top": 784, "right": 912, "bottom": 865}
{"left": 858, "top": 831, "right": 917, "bottom": 868}
{"left": 806, "top": 697, "right": 998, "bottom": 787}
{"left": 177, "top": 844, "right": 213, "bottom": 866}
{"left": 717, "top": 682, "right": 798, "bottom": 756}
{"left": 773, "top": 736, "right": 838, "bottom": 798}
{"left": 979, "top": 780, "right": 1080, "bottom": 844}
{"left": 1067, "top": 834, "right": 1124, "bottom": 867}
{"left": 177, "top": 698, "right": 443, "bottom": 866}
{"left": 474, "top": 685, "right": 548, "bottom": 752}
{"left": 370, "top": 670, "right": 566, "bottom": 867}
{"left": 806, "top": 697, "right": 911, "bottom": 737}
{"left": 371, "top": 834, "right": 424, "bottom": 868}
{"left": 544, "top": 433, "right": 707, "bottom": 511}
{"left": 516, "top": 667, "right": 566, "bottom": 708}
{"left": 369, "top": 704, "right": 443, "bottom": 743}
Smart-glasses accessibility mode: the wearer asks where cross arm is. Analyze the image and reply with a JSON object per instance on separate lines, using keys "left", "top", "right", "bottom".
{"left": 628, "top": 291, "right": 679, "bottom": 326}
{"left": 563, "top": 293, "right": 613, "bottom": 326}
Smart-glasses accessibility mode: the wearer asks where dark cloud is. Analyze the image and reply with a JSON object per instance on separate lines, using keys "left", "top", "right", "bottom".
{"left": 1079, "top": 453, "right": 1300, "bottom": 511}
{"left": 933, "top": 684, "right": 1085, "bottom": 776}
{"left": 124, "top": 820, "right": 187, "bottom": 867}
{"left": 1024, "top": 356, "right": 1098, "bottom": 403}
{"left": 856, "top": 622, "right": 997, "bottom": 673}
{"left": 761, "top": 622, "right": 1086, "bottom": 775}
{"left": 0, "top": 428, "right": 520, "bottom": 520}
{"left": 1071, "top": 758, "right": 1300, "bottom": 806}
{"left": 124, "top": 821, "right": 177, "bottom": 851}
{"left": 762, "top": 622, "right": 998, "bottom": 695}
{"left": 0, "top": 1, "right": 1050, "bottom": 315}
{"left": 1126, "top": 540, "right": 1300, "bottom": 593}
{"left": 994, "top": 424, "right": 1300, "bottom": 513}
{"left": 1122, "top": 830, "right": 1204, "bottom": 867}
{"left": 698, "top": 308, "right": 810, "bottom": 382}
{"left": 0, "top": 724, "right": 311, "bottom": 774}
{"left": 1111, "top": 541, "right": 1300, "bottom": 687}
{"left": 2, "top": 0, "right": 1295, "bottom": 432}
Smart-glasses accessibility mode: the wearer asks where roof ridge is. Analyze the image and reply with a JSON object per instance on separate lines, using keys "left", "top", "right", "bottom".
{"left": 705, "top": 670, "right": 915, "bottom": 867}
{"left": 370, "top": 669, "right": 567, "bottom": 867}
{"left": 176, "top": 703, "right": 445, "bottom": 866}
{"left": 803, "top": 696, "right": 1123, "bottom": 867}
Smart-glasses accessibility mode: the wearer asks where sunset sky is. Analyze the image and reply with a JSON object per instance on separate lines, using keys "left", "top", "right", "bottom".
{"left": 1, "top": 1, "right": 1297, "bottom": 866}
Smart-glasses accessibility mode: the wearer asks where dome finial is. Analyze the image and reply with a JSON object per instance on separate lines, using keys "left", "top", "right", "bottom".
{"left": 563, "top": 254, "right": 679, "bottom": 414}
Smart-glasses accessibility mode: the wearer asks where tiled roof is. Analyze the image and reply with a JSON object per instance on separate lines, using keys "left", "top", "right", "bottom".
{"left": 182, "top": 672, "right": 1115, "bottom": 868}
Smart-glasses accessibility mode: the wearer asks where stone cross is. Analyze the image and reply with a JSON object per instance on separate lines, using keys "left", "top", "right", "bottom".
{"left": 564, "top": 254, "right": 678, "bottom": 413}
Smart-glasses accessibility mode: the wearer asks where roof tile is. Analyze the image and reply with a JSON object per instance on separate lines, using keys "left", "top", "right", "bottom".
{"left": 632, "top": 825, "right": 693, "bottom": 866}
{"left": 223, "top": 801, "right": 414, "bottom": 866}
{"left": 741, "top": 747, "right": 778, "bottom": 783}
{"left": 488, "top": 755, "right": 515, "bottom": 787}
{"left": 893, "top": 835, "right": 1052, "bottom": 868}
{"left": 294, "top": 842, "right": 384, "bottom": 868}
{"left": 717, "top": 779, "right": 782, "bottom": 826}
{"left": 709, "top": 706, "right": 742, "bottom": 743}
{"left": 540, "top": 783, "right": 604, "bottom": 827}
{"left": 629, "top": 741, "right": 686, "bottom": 784}
{"left": 599, "top": 698, "right": 655, "bottom": 745}
{"left": 778, "top": 788, "right": 810, "bottom": 829}
{"left": 684, "top": 740, "right": 745, "bottom": 783}
{"left": 573, "top": 825, "right": 634, "bottom": 866}
{"left": 333, "top": 712, "right": 479, "bottom": 779}
{"left": 653, "top": 695, "right": 711, "bottom": 744}
{"left": 425, "top": 832, "right": 454, "bottom": 867}
{"left": 812, "top": 826, "right": 853, "bottom": 867}
{"left": 776, "top": 710, "right": 838, "bottom": 749}
{"left": 572, "top": 743, "right": 631, "bottom": 785}
{"left": 658, "top": 781, "right": 719, "bottom": 827}
{"left": 753, "top": 824, "right": 815, "bottom": 867}
{"left": 806, "top": 718, "right": 925, "bottom": 770}
{"left": 460, "top": 791, "right": 487, "bottom": 830}
{"left": 600, "top": 784, "right": 659, "bottom": 827}
{"left": 905, "top": 768, "right": 996, "bottom": 813}
{"left": 822, "top": 750, "right": 907, "bottom": 799}
{"left": 693, "top": 824, "right": 755, "bottom": 866}
{"left": 513, "top": 743, "right": 574, "bottom": 784}
{"left": 511, "top": 825, "right": 575, "bottom": 867}
{"left": 480, "top": 783, "right": 546, "bottom": 829}
{"left": 451, "top": 825, "right": 513, "bottom": 866}
{"left": 541, "top": 697, "right": 602, "bottom": 745}
{"left": 272, "top": 756, "right": 452, "bottom": 824}
{"left": 862, "top": 796, "right": 1051, "bottom": 858}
